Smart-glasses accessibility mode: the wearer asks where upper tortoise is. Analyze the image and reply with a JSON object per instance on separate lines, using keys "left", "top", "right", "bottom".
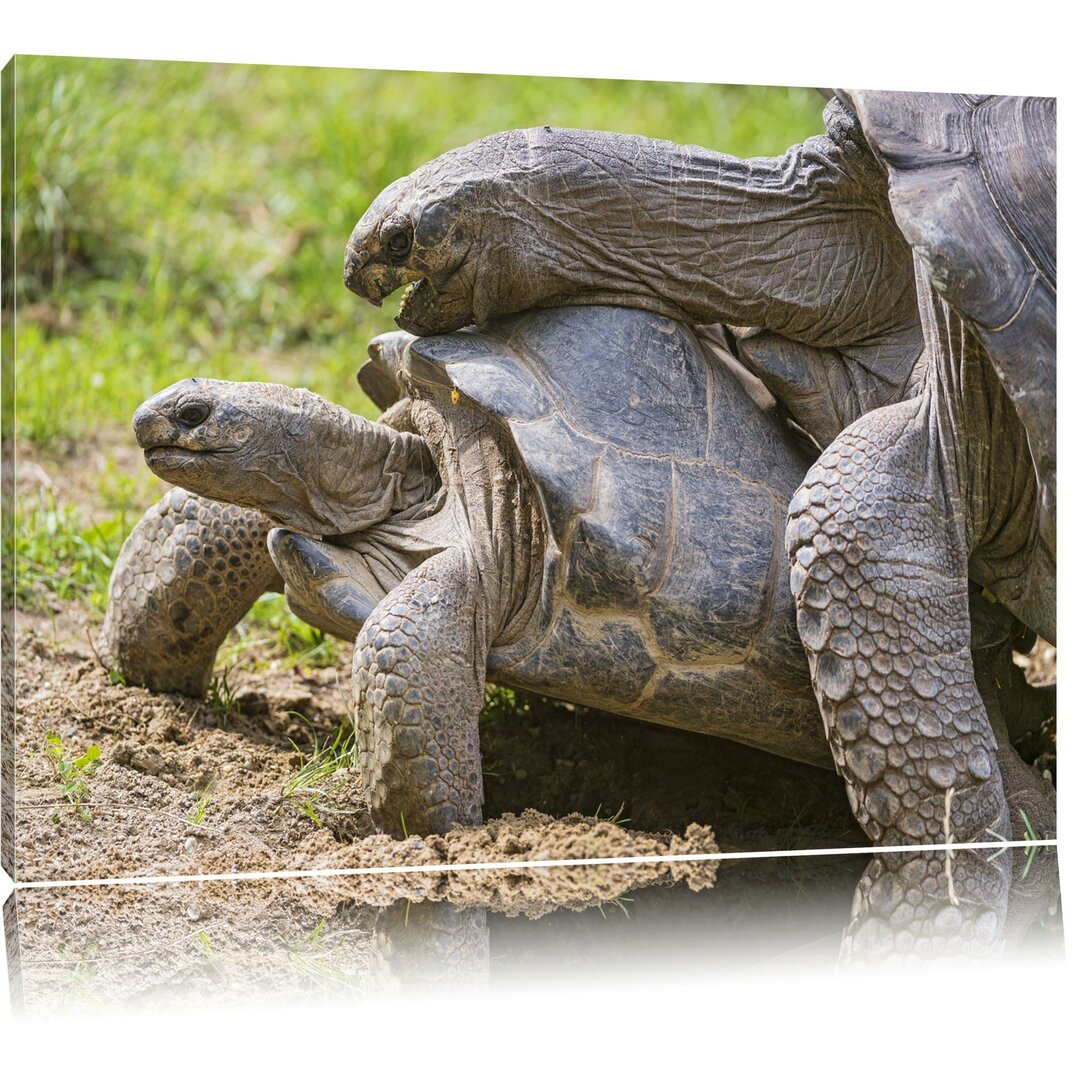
{"left": 345, "top": 92, "right": 1056, "bottom": 854}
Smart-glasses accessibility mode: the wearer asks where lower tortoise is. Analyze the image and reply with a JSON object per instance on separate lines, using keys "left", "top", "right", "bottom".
{"left": 100, "top": 305, "right": 1052, "bottom": 843}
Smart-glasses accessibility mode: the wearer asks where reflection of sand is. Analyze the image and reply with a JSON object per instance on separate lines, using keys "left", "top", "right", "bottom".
{"left": 4, "top": 847, "right": 1062, "bottom": 1013}
{"left": 5, "top": 860, "right": 724, "bottom": 1011}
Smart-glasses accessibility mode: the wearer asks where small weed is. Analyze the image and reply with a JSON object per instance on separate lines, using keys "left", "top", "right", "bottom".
{"left": 44, "top": 731, "right": 101, "bottom": 821}
{"left": 986, "top": 809, "right": 1043, "bottom": 879}
{"left": 57, "top": 942, "right": 102, "bottom": 1006}
{"left": 598, "top": 895, "right": 634, "bottom": 919}
{"left": 192, "top": 930, "right": 220, "bottom": 970}
{"left": 187, "top": 784, "right": 214, "bottom": 826}
{"left": 481, "top": 684, "right": 521, "bottom": 722}
{"left": 206, "top": 670, "right": 241, "bottom": 721}
{"left": 594, "top": 803, "right": 631, "bottom": 827}
{"left": 278, "top": 719, "right": 358, "bottom": 828}
{"left": 107, "top": 666, "right": 128, "bottom": 687}
{"left": 285, "top": 916, "right": 370, "bottom": 993}
{"left": 1018, "top": 808, "right": 1040, "bottom": 880}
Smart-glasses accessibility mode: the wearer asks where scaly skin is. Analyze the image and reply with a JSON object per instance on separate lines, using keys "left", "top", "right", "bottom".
{"left": 785, "top": 396, "right": 1008, "bottom": 847}
{"left": 267, "top": 529, "right": 385, "bottom": 642}
{"left": 353, "top": 547, "right": 488, "bottom": 837}
{"left": 99, "top": 488, "right": 282, "bottom": 695}
{"left": 840, "top": 634, "right": 1056, "bottom": 965}
{"left": 842, "top": 847, "right": 1011, "bottom": 965}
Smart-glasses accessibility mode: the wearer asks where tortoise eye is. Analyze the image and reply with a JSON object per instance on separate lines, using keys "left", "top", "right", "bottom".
{"left": 386, "top": 226, "right": 412, "bottom": 262}
{"left": 177, "top": 402, "right": 211, "bottom": 428}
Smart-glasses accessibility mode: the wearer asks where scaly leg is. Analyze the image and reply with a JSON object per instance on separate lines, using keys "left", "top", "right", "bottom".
{"left": 353, "top": 547, "right": 487, "bottom": 837}
{"left": 786, "top": 398, "right": 1009, "bottom": 849}
{"left": 99, "top": 488, "right": 282, "bottom": 696}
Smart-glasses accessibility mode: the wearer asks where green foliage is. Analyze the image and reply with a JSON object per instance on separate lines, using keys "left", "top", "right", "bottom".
{"left": 1017, "top": 808, "right": 1040, "bottom": 880}
{"left": 597, "top": 895, "right": 634, "bottom": 919}
{"left": 206, "top": 670, "right": 241, "bottom": 722}
{"left": 8, "top": 492, "right": 127, "bottom": 610}
{"left": 187, "top": 784, "right": 214, "bottom": 826}
{"left": 44, "top": 731, "right": 102, "bottom": 821}
{"left": 286, "top": 916, "right": 368, "bottom": 992}
{"left": 480, "top": 684, "right": 522, "bottom": 722}
{"left": 13, "top": 56, "right": 823, "bottom": 448}
{"left": 278, "top": 718, "right": 358, "bottom": 828}
{"left": 218, "top": 592, "right": 344, "bottom": 671}
{"left": 594, "top": 803, "right": 631, "bottom": 827}
{"left": 979, "top": 811, "right": 1044, "bottom": 880}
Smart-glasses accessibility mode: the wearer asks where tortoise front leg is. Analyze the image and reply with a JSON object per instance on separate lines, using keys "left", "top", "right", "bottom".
{"left": 353, "top": 547, "right": 487, "bottom": 837}
{"left": 841, "top": 847, "right": 1010, "bottom": 964}
{"left": 99, "top": 488, "right": 282, "bottom": 696}
{"left": 786, "top": 397, "right": 1009, "bottom": 849}
{"left": 267, "top": 530, "right": 387, "bottom": 643}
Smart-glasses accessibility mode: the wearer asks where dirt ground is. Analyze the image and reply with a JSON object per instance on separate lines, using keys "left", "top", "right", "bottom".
{"left": 10, "top": 598, "right": 859, "bottom": 882}
{"left": 5, "top": 852, "right": 877, "bottom": 1010}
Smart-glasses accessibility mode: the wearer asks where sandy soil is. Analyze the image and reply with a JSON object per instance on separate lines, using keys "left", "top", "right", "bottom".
{"left": 11, "top": 598, "right": 860, "bottom": 882}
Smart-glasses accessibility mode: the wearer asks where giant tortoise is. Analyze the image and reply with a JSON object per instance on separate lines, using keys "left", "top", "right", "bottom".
{"left": 344, "top": 93, "right": 1056, "bottom": 852}
{"left": 104, "top": 305, "right": 825, "bottom": 834}
{"left": 102, "top": 305, "right": 1051, "bottom": 858}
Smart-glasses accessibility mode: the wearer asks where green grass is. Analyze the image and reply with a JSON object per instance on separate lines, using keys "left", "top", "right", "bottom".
{"left": 231, "top": 592, "right": 344, "bottom": 668}
{"left": 278, "top": 718, "right": 359, "bottom": 828}
{"left": 187, "top": 784, "right": 215, "bottom": 827}
{"left": 205, "top": 669, "right": 242, "bottom": 722}
{"left": 8, "top": 491, "right": 130, "bottom": 610}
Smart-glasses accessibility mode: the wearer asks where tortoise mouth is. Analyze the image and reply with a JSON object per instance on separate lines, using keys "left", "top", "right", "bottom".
{"left": 143, "top": 446, "right": 238, "bottom": 467}
{"left": 395, "top": 276, "right": 443, "bottom": 333}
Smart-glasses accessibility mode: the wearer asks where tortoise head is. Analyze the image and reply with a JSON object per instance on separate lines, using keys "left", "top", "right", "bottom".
{"left": 345, "top": 129, "right": 609, "bottom": 336}
{"left": 344, "top": 146, "right": 492, "bottom": 336}
{"left": 133, "top": 378, "right": 437, "bottom": 536}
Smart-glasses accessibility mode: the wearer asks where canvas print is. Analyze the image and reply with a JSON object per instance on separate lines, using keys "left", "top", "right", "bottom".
{"left": 0, "top": 58, "right": 1058, "bottom": 959}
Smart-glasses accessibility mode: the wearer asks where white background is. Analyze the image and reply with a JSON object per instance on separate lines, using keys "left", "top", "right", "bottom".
{"left": 1, "top": 1, "right": 1076, "bottom": 1073}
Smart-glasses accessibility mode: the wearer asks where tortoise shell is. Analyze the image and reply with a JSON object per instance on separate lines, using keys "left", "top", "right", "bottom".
{"left": 843, "top": 91, "right": 1056, "bottom": 541}
{"left": 366, "top": 305, "right": 831, "bottom": 766}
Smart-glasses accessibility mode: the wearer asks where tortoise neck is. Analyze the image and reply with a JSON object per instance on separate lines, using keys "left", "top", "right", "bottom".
{"left": 307, "top": 401, "right": 439, "bottom": 537}
{"left": 403, "top": 395, "right": 545, "bottom": 650}
{"left": 483, "top": 120, "right": 915, "bottom": 353}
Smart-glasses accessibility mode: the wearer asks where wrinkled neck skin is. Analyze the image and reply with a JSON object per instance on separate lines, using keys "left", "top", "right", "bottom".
{"left": 385, "top": 392, "right": 546, "bottom": 653}
{"left": 466, "top": 109, "right": 919, "bottom": 365}
{"left": 211, "top": 391, "right": 438, "bottom": 538}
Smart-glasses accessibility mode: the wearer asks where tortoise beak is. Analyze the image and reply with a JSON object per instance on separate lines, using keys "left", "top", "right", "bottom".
{"left": 344, "top": 245, "right": 385, "bottom": 306}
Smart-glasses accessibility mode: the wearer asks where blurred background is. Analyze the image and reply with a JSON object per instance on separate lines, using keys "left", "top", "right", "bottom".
{"left": 11, "top": 59, "right": 823, "bottom": 436}
{"left": 7, "top": 57, "right": 823, "bottom": 615}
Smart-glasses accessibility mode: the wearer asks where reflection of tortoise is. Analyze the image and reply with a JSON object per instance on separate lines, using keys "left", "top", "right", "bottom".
{"left": 346, "top": 93, "right": 1056, "bottom": 852}
{"left": 104, "top": 305, "right": 829, "bottom": 835}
